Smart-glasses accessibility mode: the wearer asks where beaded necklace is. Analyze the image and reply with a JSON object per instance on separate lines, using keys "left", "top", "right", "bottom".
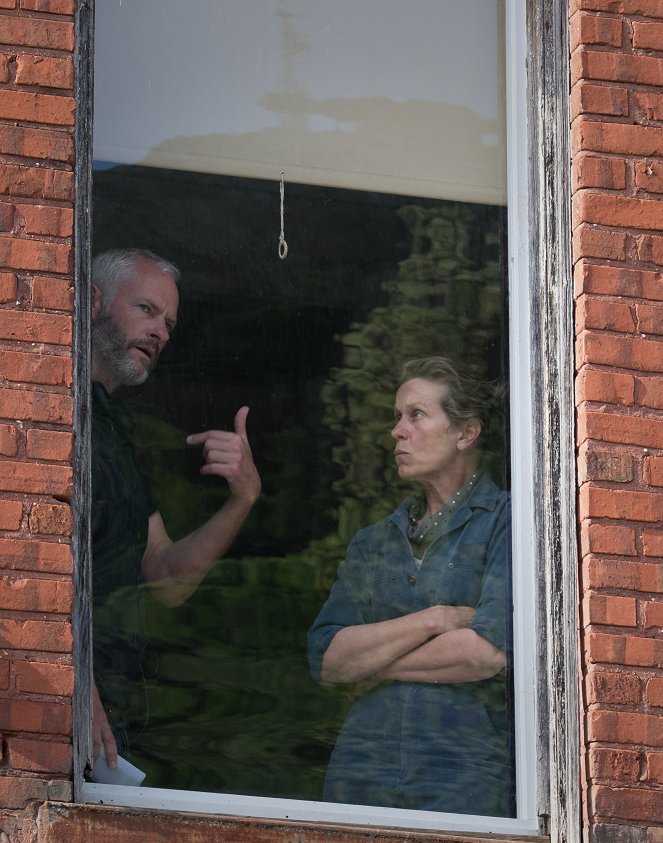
{"left": 407, "top": 472, "right": 479, "bottom": 548}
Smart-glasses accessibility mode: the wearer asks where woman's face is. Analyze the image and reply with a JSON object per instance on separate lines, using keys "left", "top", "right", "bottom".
{"left": 391, "top": 378, "right": 465, "bottom": 484}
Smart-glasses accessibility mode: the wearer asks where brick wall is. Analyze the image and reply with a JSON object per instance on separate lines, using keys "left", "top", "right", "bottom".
{"left": 0, "top": 0, "right": 76, "bottom": 839}
{"left": 572, "top": 1, "right": 663, "bottom": 840}
{"left": 0, "top": 0, "right": 662, "bottom": 841}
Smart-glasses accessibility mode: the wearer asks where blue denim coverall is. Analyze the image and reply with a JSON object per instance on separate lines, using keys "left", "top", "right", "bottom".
{"left": 307, "top": 474, "right": 514, "bottom": 816}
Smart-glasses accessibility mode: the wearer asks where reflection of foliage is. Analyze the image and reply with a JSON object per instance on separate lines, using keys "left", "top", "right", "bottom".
{"left": 322, "top": 203, "right": 505, "bottom": 540}
{"left": 134, "top": 542, "right": 353, "bottom": 798}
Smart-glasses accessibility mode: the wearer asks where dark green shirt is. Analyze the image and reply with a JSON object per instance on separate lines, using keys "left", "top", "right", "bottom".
{"left": 91, "top": 381, "right": 157, "bottom": 755}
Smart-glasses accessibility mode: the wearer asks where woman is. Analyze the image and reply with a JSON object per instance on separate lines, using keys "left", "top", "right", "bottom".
{"left": 307, "top": 357, "right": 513, "bottom": 817}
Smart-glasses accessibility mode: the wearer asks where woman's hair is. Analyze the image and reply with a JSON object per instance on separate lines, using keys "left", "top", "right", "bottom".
{"left": 92, "top": 248, "right": 180, "bottom": 313}
{"left": 400, "top": 356, "right": 503, "bottom": 437}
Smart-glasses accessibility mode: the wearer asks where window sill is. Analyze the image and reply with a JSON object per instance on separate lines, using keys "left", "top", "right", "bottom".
{"left": 70, "top": 783, "right": 542, "bottom": 841}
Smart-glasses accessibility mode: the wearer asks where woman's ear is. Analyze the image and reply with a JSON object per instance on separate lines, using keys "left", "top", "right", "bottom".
{"left": 91, "top": 284, "right": 103, "bottom": 320}
{"left": 458, "top": 418, "right": 481, "bottom": 451}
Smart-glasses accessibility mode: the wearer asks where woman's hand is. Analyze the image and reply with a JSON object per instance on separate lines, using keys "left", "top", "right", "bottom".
{"left": 422, "top": 604, "right": 475, "bottom": 636}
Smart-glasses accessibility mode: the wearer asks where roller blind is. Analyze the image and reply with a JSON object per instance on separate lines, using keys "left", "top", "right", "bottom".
{"left": 94, "top": 0, "right": 506, "bottom": 204}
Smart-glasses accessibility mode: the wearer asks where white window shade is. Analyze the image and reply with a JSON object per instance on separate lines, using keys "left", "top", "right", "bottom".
{"left": 94, "top": 0, "right": 506, "bottom": 205}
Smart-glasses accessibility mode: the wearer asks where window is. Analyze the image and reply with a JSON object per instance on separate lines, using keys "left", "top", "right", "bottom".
{"left": 75, "top": 0, "right": 555, "bottom": 836}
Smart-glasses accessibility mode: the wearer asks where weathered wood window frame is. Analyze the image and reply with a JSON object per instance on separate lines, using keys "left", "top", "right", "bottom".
{"left": 71, "top": 0, "right": 581, "bottom": 839}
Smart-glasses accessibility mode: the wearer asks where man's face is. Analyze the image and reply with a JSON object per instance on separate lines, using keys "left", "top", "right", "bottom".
{"left": 92, "top": 258, "right": 179, "bottom": 392}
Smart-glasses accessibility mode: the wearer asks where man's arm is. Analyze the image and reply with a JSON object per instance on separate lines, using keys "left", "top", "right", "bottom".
{"left": 92, "top": 681, "right": 117, "bottom": 767}
{"left": 141, "top": 406, "right": 261, "bottom": 607}
{"left": 320, "top": 605, "right": 475, "bottom": 684}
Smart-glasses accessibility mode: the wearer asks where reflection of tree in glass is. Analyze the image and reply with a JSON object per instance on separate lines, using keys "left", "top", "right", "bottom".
{"left": 322, "top": 202, "right": 505, "bottom": 540}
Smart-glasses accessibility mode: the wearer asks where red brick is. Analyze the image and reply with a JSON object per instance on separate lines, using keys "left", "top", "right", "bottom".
{"left": 573, "top": 155, "right": 627, "bottom": 190}
{"left": 589, "top": 747, "right": 642, "bottom": 782}
{"left": 20, "top": 0, "right": 76, "bottom": 11}
{"left": 633, "top": 90, "right": 663, "bottom": 122}
{"left": 586, "top": 667, "right": 642, "bottom": 705}
{"left": 588, "top": 630, "right": 663, "bottom": 668}
{"left": 635, "top": 374, "right": 663, "bottom": 409}
{"left": 585, "top": 593, "right": 638, "bottom": 627}
{"left": 0, "top": 657, "right": 9, "bottom": 691}
{"left": 15, "top": 54, "right": 73, "bottom": 89}
{"left": 28, "top": 502, "right": 72, "bottom": 536}
{"left": 580, "top": 485, "right": 663, "bottom": 523}
{"left": 579, "top": 446, "right": 634, "bottom": 482}
{"left": 645, "top": 454, "right": 663, "bottom": 485}
{"left": 636, "top": 301, "right": 663, "bottom": 335}
{"left": 0, "top": 238, "right": 72, "bottom": 275}
{"left": 0, "top": 698, "right": 71, "bottom": 735}
{"left": 571, "top": 0, "right": 663, "bottom": 13}
{"left": 0, "top": 423, "right": 20, "bottom": 456}
{"left": 584, "top": 522, "right": 637, "bottom": 556}
{"left": 0, "top": 537, "right": 71, "bottom": 574}
{"left": 571, "top": 12, "right": 623, "bottom": 50}
{"left": 642, "top": 600, "right": 663, "bottom": 628}
{"left": 633, "top": 20, "right": 663, "bottom": 50}
{"left": 15, "top": 204, "right": 73, "bottom": 238}
{"left": 0, "top": 125, "right": 73, "bottom": 164}
{"left": 571, "top": 82, "right": 629, "bottom": 119}
{"left": 577, "top": 330, "right": 663, "bottom": 373}
{"left": 0, "top": 310, "right": 72, "bottom": 344}
{"left": 6, "top": 736, "right": 71, "bottom": 774}
{"left": 0, "top": 389, "right": 72, "bottom": 425}
{"left": 31, "top": 275, "right": 74, "bottom": 310}
{"left": 635, "top": 233, "right": 663, "bottom": 266}
{"left": 577, "top": 368, "right": 635, "bottom": 405}
{"left": 0, "top": 462, "right": 72, "bottom": 498}
{"left": 643, "top": 528, "right": 663, "bottom": 556}
{"left": 575, "top": 262, "right": 663, "bottom": 301}
{"left": 0, "top": 349, "right": 72, "bottom": 387}
{"left": 0, "top": 618, "right": 71, "bottom": 652}
{"left": 26, "top": 428, "right": 72, "bottom": 460}
{"left": 0, "top": 163, "right": 74, "bottom": 202}
{"left": 13, "top": 659, "right": 73, "bottom": 696}
{"left": 573, "top": 225, "right": 628, "bottom": 260}
{"left": 586, "top": 555, "right": 663, "bottom": 592}
{"left": 588, "top": 707, "right": 663, "bottom": 744}
{"left": 574, "top": 192, "right": 663, "bottom": 232}
{"left": 646, "top": 751, "right": 663, "bottom": 785}
{"left": 0, "top": 52, "right": 10, "bottom": 82}
{"left": 574, "top": 119, "right": 663, "bottom": 157}
{"left": 0, "top": 498, "right": 23, "bottom": 530}
{"left": 0, "top": 201, "right": 15, "bottom": 232}
{"left": 577, "top": 295, "right": 635, "bottom": 333}
{"left": 594, "top": 784, "right": 663, "bottom": 824}
{"left": 573, "top": 47, "right": 663, "bottom": 87}
{"left": 0, "top": 17, "right": 74, "bottom": 51}
{"left": 0, "top": 775, "right": 73, "bottom": 812}
{"left": 0, "top": 575, "right": 72, "bottom": 614}
{"left": 647, "top": 676, "right": 663, "bottom": 706}
{"left": 579, "top": 407, "right": 663, "bottom": 449}
{"left": 0, "top": 271, "right": 17, "bottom": 303}
{"left": 635, "top": 161, "right": 663, "bottom": 195}
{"left": 0, "top": 89, "right": 75, "bottom": 127}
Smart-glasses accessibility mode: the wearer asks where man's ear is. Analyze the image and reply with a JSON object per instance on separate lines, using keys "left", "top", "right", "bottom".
{"left": 458, "top": 418, "right": 482, "bottom": 451}
{"left": 91, "top": 284, "right": 103, "bottom": 321}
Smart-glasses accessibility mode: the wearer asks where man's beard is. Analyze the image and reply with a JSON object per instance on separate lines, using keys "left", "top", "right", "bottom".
{"left": 92, "top": 313, "right": 155, "bottom": 388}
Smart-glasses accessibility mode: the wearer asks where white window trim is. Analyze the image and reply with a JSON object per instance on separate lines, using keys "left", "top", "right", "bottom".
{"left": 74, "top": 0, "right": 579, "bottom": 836}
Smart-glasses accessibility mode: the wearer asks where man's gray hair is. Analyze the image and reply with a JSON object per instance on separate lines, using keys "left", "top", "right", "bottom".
{"left": 92, "top": 248, "right": 180, "bottom": 311}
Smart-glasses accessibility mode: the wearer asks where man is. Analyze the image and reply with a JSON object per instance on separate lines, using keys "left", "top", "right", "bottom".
{"left": 90, "top": 248, "right": 261, "bottom": 771}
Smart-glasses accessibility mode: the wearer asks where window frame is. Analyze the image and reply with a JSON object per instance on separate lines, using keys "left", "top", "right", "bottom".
{"left": 71, "top": 0, "right": 580, "bottom": 839}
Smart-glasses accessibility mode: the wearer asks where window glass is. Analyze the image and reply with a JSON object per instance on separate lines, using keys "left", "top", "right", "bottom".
{"left": 90, "top": 0, "right": 518, "bottom": 826}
